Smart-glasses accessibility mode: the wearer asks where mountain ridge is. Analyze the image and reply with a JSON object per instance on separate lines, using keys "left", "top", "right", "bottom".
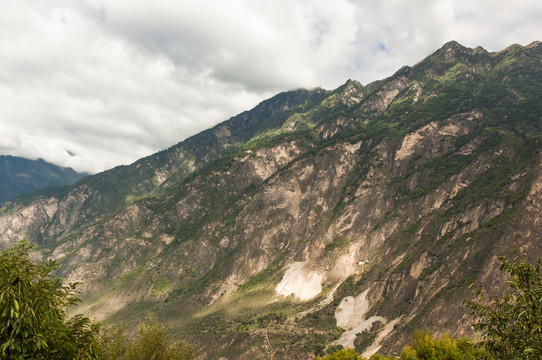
{"left": 0, "top": 155, "right": 87, "bottom": 204}
{"left": 1, "top": 40, "right": 542, "bottom": 359}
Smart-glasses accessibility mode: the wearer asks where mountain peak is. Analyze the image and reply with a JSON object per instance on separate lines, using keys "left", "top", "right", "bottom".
{"left": 1, "top": 42, "right": 542, "bottom": 359}
{"left": 436, "top": 40, "right": 473, "bottom": 60}
{"left": 527, "top": 40, "right": 541, "bottom": 49}
{"left": 441, "top": 40, "right": 465, "bottom": 50}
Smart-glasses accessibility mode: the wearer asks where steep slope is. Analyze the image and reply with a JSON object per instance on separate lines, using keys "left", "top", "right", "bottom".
{"left": 0, "top": 88, "right": 329, "bottom": 246}
{"left": 0, "top": 155, "right": 87, "bottom": 204}
{"left": 1, "top": 41, "right": 542, "bottom": 359}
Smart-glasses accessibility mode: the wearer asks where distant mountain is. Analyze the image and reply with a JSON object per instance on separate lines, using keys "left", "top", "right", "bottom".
{"left": 1, "top": 41, "right": 542, "bottom": 359}
{"left": 0, "top": 155, "right": 87, "bottom": 203}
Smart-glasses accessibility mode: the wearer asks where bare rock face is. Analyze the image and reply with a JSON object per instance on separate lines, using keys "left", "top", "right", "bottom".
{"left": 0, "top": 197, "right": 59, "bottom": 246}
{"left": 1, "top": 41, "right": 542, "bottom": 359}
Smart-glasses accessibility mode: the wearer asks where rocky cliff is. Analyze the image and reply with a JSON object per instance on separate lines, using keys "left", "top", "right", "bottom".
{"left": 1, "top": 40, "right": 542, "bottom": 359}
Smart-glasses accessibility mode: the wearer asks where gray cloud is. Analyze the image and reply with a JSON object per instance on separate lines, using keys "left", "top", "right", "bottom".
{"left": 1, "top": 0, "right": 541, "bottom": 173}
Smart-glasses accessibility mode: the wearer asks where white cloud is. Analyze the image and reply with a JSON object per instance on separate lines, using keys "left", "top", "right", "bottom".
{"left": 0, "top": 0, "right": 541, "bottom": 173}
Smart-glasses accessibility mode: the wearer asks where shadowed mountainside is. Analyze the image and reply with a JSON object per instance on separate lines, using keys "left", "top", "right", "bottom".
{"left": 0, "top": 155, "right": 87, "bottom": 204}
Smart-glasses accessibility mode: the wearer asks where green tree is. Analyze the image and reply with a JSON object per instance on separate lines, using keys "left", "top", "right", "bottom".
{"left": 466, "top": 255, "right": 542, "bottom": 359}
{"left": 97, "top": 324, "right": 129, "bottom": 360}
{"left": 400, "top": 330, "right": 491, "bottom": 360}
{"left": 99, "top": 320, "right": 194, "bottom": 360}
{"left": 315, "top": 348, "right": 396, "bottom": 360}
{"left": 316, "top": 348, "right": 363, "bottom": 360}
{"left": 0, "top": 240, "right": 99, "bottom": 359}
{"left": 367, "top": 354, "right": 395, "bottom": 360}
{"left": 315, "top": 332, "right": 489, "bottom": 360}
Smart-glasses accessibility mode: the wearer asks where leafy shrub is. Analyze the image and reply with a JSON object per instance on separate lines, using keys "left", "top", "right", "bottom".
{"left": 99, "top": 320, "right": 194, "bottom": 360}
{"left": 316, "top": 348, "right": 363, "bottom": 360}
{"left": 467, "top": 255, "right": 542, "bottom": 359}
{"left": 0, "top": 241, "right": 195, "bottom": 360}
{"left": 400, "top": 331, "right": 491, "bottom": 360}
{"left": 0, "top": 240, "right": 100, "bottom": 359}
{"left": 315, "top": 331, "right": 490, "bottom": 360}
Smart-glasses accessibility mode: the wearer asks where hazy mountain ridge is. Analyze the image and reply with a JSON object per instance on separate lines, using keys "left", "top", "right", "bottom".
{"left": 0, "top": 155, "right": 87, "bottom": 204}
{"left": 1, "top": 40, "right": 541, "bottom": 359}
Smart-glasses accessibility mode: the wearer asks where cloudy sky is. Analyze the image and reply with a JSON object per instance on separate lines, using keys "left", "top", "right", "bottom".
{"left": 1, "top": 0, "right": 541, "bottom": 174}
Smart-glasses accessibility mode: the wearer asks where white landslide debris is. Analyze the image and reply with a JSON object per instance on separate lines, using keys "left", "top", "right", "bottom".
{"left": 336, "top": 316, "right": 386, "bottom": 349}
{"left": 335, "top": 289, "right": 370, "bottom": 329}
{"left": 275, "top": 262, "right": 323, "bottom": 301}
{"left": 362, "top": 317, "right": 402, "bottom": 358}
{"left": 334, "top": 288, "right": 392, "bottom": 351}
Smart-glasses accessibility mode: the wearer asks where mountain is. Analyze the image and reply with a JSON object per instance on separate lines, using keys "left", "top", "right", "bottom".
{"left": 0, "top": 155, "right": 87, "bottom": 204}
{"left": 1, "top": 40, "right": 542, "bottom": 359}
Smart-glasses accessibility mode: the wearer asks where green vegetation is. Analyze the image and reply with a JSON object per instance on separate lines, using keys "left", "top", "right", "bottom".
{"left": 0, "top": 240, "right": 99, "bottom": 359}
{"left": 467, "top": 255, "right": 542, "bottom": 359}
{"left": 319, "top": 255, "right": 542, "bottom": 360}
{"left": 317, "top": 348, "right": 363, "bottom": 360}
{"left": 399, "top": 331, "right": 491, "bottom": 360}
{"left": 317, "top": 332, "right": 491, "bottom": 360}
{"left": 1, "top": 42, "right": 542, "bottom": 360}
{"left": 237, "top": 254, "right": 286, "bottom": 293}
{"left": 354, "top": 321, "right": 383, "bottom": 353}
{"left": 324, "top": 236, "right": 349, "bottom": 254}
{"left": 99, "top": 321, "right": 194, "bottom": 360}
{"left": 0, "top": 241, "right": 195, "bottom": 360}
{"left": 152, "top": 276, "right": 173, "bottom": 297}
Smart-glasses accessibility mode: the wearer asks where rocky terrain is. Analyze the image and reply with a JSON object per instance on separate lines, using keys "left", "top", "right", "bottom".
{"left": 1, "top": 40, "right": 541, "bottom": 359}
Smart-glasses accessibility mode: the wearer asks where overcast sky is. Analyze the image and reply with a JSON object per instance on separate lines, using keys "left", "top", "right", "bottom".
{"left": 1, "top": 0, "right": 541, "bottom": 174}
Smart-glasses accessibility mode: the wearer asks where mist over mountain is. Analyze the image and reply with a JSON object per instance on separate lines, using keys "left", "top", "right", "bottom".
{"left": 0, "top": 155, "right": 87, "bottom": 204}
{"left": 1, "top": 40, "right": 541, "bottom": 359}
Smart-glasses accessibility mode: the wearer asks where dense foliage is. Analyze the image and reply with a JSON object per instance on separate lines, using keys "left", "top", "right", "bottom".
{"left": 399, "top": 331, "right": 491, "bottom": 360}
{"left": 0, "top": 240, "right": 99, "bottom": 359}
{"left": 317, "top": 348, "right": 363, "bottom": 360}
{"left": 317, "top": 332, "right": 490, "bottom": 360}
{"left": 99, "top": 321, "right": 194, "bottom": 360}
{"left": 467, "top": 255, "right": 542, "bottom": 359}
{"left": 0, "top": 241, "right": 195, "bottom": 360}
